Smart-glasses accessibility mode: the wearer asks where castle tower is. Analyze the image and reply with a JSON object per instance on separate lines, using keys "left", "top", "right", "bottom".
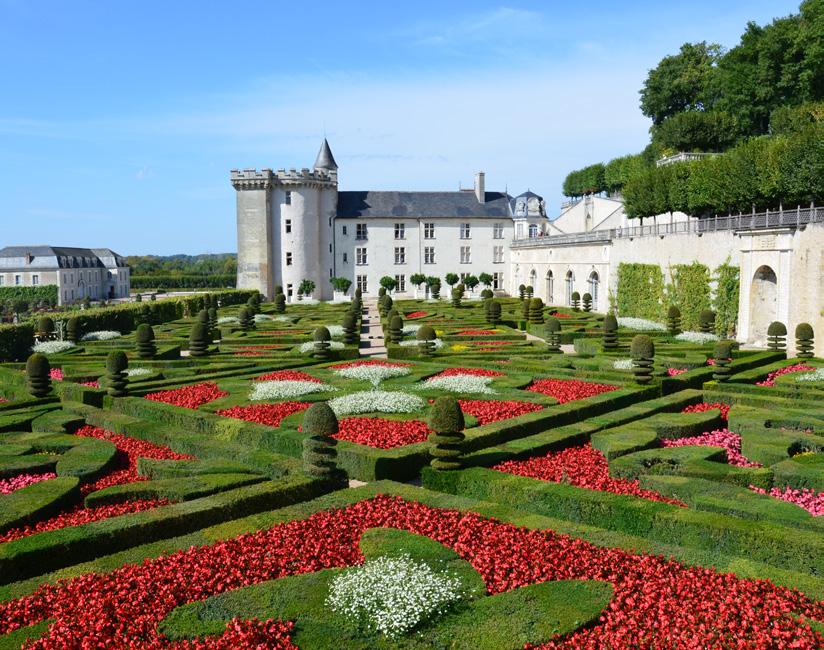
{"left": 232, "top": 140, "right": 338, "bottom": 301}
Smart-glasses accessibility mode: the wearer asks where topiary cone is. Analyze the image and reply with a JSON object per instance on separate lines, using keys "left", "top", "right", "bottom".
{"left": 301, "top": 403, "right": 343, "bottom": 482}
{"left": 26, "top": 353, "right": 51, "bottom": 398}
{"left": 274, "top": 293, "right": 286, "bottom": 314}
{"left": 135, "top": 323, "right": 156, "bottom": 359}
{"left": 451, "top": 287, "right": 462, "bottom": 308}
{"left": 342, "top": 312, "right": 358, "bottom": 345}
{"left": 389, "top": 314, "right": 404, "bottom": 344}
{"left": 602, "top": 313, "right": 619, "bottom": 350}
{"left": 427, "top": 396, "right": 465, "bottom": 471}
{"left": 529, "top": 298, "right": 544, "bottom": 324}
{"left": 66, "top": 317, "right": 81, "bottom": 344}
{"left": 795, "top": 323, "right": 814, "bottom": 359}
{"left": 189, "top": 322, "right": 210, "bottom": 357}
{"left": 545, "top": 317, "right": 562, "bottom": 352}
{"left": 699, "top": 309, "right": 716, "bottom": 334}
{"left": 487, "top": 300, "right": 501, "bottom": 326}
{"left": 106, "top": 350, "right": 129, "bottom": 397}
{"left": 631, "top": 335, "right": 655, "bottom": 385}
{"left": 238, "top": 307, "right": 255, "bottom": 332}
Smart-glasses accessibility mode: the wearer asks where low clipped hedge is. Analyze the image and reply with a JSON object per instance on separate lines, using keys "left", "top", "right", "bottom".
{"left": 0, "top": 477, "right": 80, "bottom": 534}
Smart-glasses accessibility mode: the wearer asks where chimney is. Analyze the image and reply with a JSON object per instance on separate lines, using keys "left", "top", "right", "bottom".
{"left": 474, "top": 172, "right": 485, "bottom": 203}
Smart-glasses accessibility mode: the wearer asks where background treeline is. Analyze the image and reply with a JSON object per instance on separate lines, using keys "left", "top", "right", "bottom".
{"left": 561, "top": 0, "right": 824, "bottom": 214}
{"left": 126, "top": 253, "right": 236, "bottom": 277}
{"left": 131, "top": 275, "right": 236, "bottom": 289}
{"left": 0, "top": 286, "right": 59, "bottom": 317}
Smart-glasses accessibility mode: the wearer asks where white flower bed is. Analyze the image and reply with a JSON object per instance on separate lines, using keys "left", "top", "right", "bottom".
{"left": 326, "top": 555, "right": 463, "bottom": 638}
{"left": 399, "top": 338, "right": 444, "bottom": 349}
{"left": 796, "top": 367, "right": 824, "bottom": 382}
{"left": 254, "top": 314, "right": 273, "bottom": 323}
{"left": 217, "top": 316, "right": 238, "bottom": 324}
{"left": 80, "top": 330, "right": 121, "bottom": 341}
{"left": 334, "top": 365, "right": 411, "bottom": 388}
{"left": 617, "top": 317, "right": 667, "bottom": 332}
{"left": 250, "top": 380, "right": 336, "bottom": 401}
{"left": 328, "top": 390, "right": 424, "bottom": 416}
{"left": 126, "top": 367, "right": 152, "bottom": 377}
{"left": 31, "top": 341, "right": 75, "bottom": 354}
{"left": 297, "top": 298, "right": 319, "bottom": 305}
{"left": 297, "top": 340, "right": 345, "bottom": 354}
{"left": 273, "top": 315, "right": 291, "bottom": 322}
{"left": 675, "top": 331, "right": 719, "bottom": 344}
{"left": 402, "top": 324, "right": 422, "bottom": 336}
{"left": 613, "top": 358, "right": 634, "bottom": 370}
{"left": 421, "top": 374, "right": 496, "bottom": 395}
{"left": 324, "top": 325, "right": 345, "bottom": 338}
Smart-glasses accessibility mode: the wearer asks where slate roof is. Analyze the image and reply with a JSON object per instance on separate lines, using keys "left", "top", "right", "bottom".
{"left": 336, "top": 191, "right": 512, "bottom": 219}
{"left": 313, "top": 138, "right": 338, "bottom": 171}
{"left": 0, "top": 246, "right": 126, "bottom": 269}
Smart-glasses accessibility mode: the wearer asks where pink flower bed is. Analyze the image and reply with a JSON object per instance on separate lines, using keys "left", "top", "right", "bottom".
{"left": 681, "top": 402, "right": 731, "bottom": 421}
{"left": 661, "top": 428, "right": 761, "bottom": 467}
{"left": 0, "top": 472, "right": 57, "bottom": 495}
{"left": 667, "top": 367, "right": 687, "bottom": 376}
{"left": 750, "top": 485, "right": 824, "bottom": 517}
{"left": 79, "top": 380, "right": 100, "bottom": 388}
{"left": 145, "top": 382, "right": 228, "bottom": 409}
{"left": 526, "top": 378, "right": 618, "bottom": 404}
{"left": 430, "top": 367, "right": 504, "bottom": 378}
{"left": 49, "top": 367, "right": 64, "bottom": 381}
{"left": 254, "top": 370, "right": 321, "bottom": 382}
{"left": 756, "top": 363, "right": 815, "bottom": 387}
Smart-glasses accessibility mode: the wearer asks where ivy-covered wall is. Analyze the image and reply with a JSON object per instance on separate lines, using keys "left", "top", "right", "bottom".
{"left": 615, "top": 263, "right": 666, "bottom": 322}
{"left": 667, "top": 263, "right": 712, "bottom": 330}
{"left": 713, "top": 263, "right": 740, "bottom": 336}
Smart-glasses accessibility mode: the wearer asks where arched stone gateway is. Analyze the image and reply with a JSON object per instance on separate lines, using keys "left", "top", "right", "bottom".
{"left": 749, "top": 265, "right": 778, "bottom": 344}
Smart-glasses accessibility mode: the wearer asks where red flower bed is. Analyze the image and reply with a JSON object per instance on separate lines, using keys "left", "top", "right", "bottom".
{"left": 49, "top": 367, "right": 64, "bottom": 381}
{"left": 1, "top": 495, "right": 820, "bottom": 649}
{"left": 145, "top": 382, "right": 228, "bottom": 409}
{"left": 405, "top": 311, "right": 429, "bottom": 319}
{"left": 254, "top": 370, "right": 321, "bottom": 383}
{"left": 0, "top": 472, "right": 57, "bottom": 495}
{"left": 79, "top": 380, "right": 100, "bottom": 388}
{"left": 431, "top": 367, "right": 504, "bottom": 378}
{"left": 455, "top": 329, "right": 496, "bottom": 336}
{"left": 494, "top": 444, "right": 685, "bottom": 506}
{"left": 237, "top": 344, "right": 283, "bottom": 350}
{"left": 662, "top": 428, "right": 761, "bottom": 468}
{"left": 332, "top": 359, "right": 412, "bottom": 370}
{"left": 750, "top": 485, "right": 824, "bottom": 517}
{"left": 549, "top": 311, "right": 571, "bottom": 318}
{"left": 468, "top": 340, "right": 512, "bottom": 347}
{"left": 216, "top": 402, "right": 311, "bottom": 427}
{"left": 526, "top": 378, "right": 618, "bottom": 404}
{"left": 458, "top": 399, "right": 543, "bottom": 425}
{"left": 756, "top": 363, "right": 815, "bottom": 387}
{"left": 334, "top": 417, "right": 431, "bottom": 449}
{"left": 681, "top": 401, "right": 731, "bottom": 421}
{"left": 666, "top": 367, "right": 687, "bottom": 376}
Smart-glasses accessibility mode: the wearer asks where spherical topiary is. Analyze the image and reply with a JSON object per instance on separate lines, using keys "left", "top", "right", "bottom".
{"left": 795, "top": 323, "right": 814, "bottom": 358}
{"left": 582, "top": 293, "right": 592, "bottom": 312}
{"left": 135, "top": 323, "right": 156, "bottom": 359}
{"left": 544, "top": 317, "right": 561, "bottom": 352}
{"left": 417, "top": 324, "right": 437, "bottom": 357}
{"left": 274, "top": 293, "right": 286, "bottom": 313}
{"left": 518, "top": 284, "right": 526, "bottom": 301}
{"left": 106, "top": 350, "right": 129, "bottom": 397}
{"left": 189, "top": 322, "right": 210, "bottom": 357}
{"left": 312, "top": 326, "right": 332, "bottom": 360}
{"left": 301, "top": 403, "right": 342, "bottom": 482}
{"left": 36, "top": 316, "right": 55, "bottom": 339}
{"left": 451, "top": 287, "right": 462, "bottom": 308}
{"left": 481, "top": 288, "right": 493, "bottom": 300}
{"left": 525, "top": 285, "right": 534, "bottom": 299}
{"left": 571, "top": 291, "right": 581, "bottom": 311}
{"left": 529, "top": 298, "right": 544, "bottom": 324}
{"left": 486, "top": 300, "right": 501, "bottom": 326}
{"left": 602, "top": 313, "right": 618, "bottom": 350}
{"left": 427, "top": 396, "right": 465, "bottom": 471}
{"left": 630, "top": 334, "right": 655, "bottom": 384}
{"left": 389, "top": 314, "right": 404, "bottom": 344}
{"left": 66, "top": 317, "right": 80, "bottom": 344}
{"left": 712, "top": 340, "right": 733, "bottom": 381}
{"left": 238, "top": 307, "right": 254, "bottom": 332}
{"left": 699, "top": 309, "right": 716, "bottom": 334}
{"left": 26, "top": 353, "right": 51, "bottom": 398}
{"left": 342, "top": 312, "right": 358, "bottom": 345}
{"left": 667, "top": 306, "right": 682, "bottom": 336}
{"left": 767, "top": 321, "right": 787, "bottom": 351}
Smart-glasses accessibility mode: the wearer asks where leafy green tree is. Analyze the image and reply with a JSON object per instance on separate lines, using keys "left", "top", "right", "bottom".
{"left": 298, "top": 279, "right": 316, "bottom": 298}
{"left": 330, "top": 277, "right": 352, "bottom": 295}
{"left": 444, "top": 273, "right": 459, "bottom": 287}
{"left": 478, "top": 272, "right": 493, "bottom": 288}
{"left": 410, "top": 273, "right": 427, "bottom": 289}
{"left": 652, "top": 111, "right": 739, "bottom": 152}
{"left": 463, "top": 275, "right": 479, "bottom": 292}
{"left": 604, "top": 154, "right": 648, "bottom": 194}
{"left": 379, "top": 276, "right": 398, "bottom": 293}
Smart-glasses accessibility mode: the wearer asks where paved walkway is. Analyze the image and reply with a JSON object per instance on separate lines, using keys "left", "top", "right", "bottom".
{"left": 359, "top": 299, "right": 387, "bottom": 358}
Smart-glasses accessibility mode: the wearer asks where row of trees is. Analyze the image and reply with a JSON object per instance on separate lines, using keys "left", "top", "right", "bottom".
{"left": 378, "top": 272, "right": 495, "bottom": 294}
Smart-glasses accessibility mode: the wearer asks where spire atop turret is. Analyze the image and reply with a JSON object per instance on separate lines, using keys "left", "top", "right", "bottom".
{"left": 313, "top": 138, "right": 338, "bottom": 171}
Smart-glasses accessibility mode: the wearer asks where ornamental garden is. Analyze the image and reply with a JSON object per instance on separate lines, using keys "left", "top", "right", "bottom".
{"left": 0, "top": 287, "right": 822, "bottom": 649}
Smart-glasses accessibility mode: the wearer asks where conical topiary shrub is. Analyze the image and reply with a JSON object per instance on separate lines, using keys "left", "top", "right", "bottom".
{"left": 106, "top": 350, "right": 129, "bottom": 397}
{"left": 431, "top": 282, "right": 441, "bottom": 299}
{"left": 571, "top": 291, "right": 581, "bottom": 311}
{"left": 208, "top": 307, "right": 218, "bottom": 340}
{"left": 389, "top": 314, "right": 404, "bottom": 344}
{"left": 274, "top": 293, "right": 286, "bottom": 314}
{"left": 712, "top": 340, "right": 733, "bottom": 381}
{"left": 301, "top": 402, "right": 343, "bottom": 481}
{"left": 631, "top": 335, "right": 655, "bottom": 385}
{"left": 246, "top": 296, "right": 259, "bottom": 315}
{"left": 135, "top": 323, "right": 156, "bottom": 359}
{"left": 487, "top": 300, "right": 501, "bottom": 326}
{"left": 451, "top": 287, "right": 462, "bottom": 308}
{"left": 342, "top": 312, "right": 358, "bottom": 345}
{"left": 544, "top": 317, "right": 561, "bottom": 353}
{"left": 238, "top": 307, "right": 255, "bottom": 332}
{"left": 354, "top": 287, "right": 362, "bottom": 300}
{"left": 582, "top": 293, "right": 592, "bottom": 312}
{"left": 699, "top": 309, "right": 716, "bottom": 334}
{"left": 312, "top": 326, "right": 331, "bottom": 360}
{"left": 66, "top": 317, "right": 80, "bottom": 344}
{"left": 189, "top": 322, "right": 210, "bottom": 357}
{"left": 26, "top": 353, "right": 51, "bottom": 398}
{"left": 795, "top": 323, "right": 814, "bottom": 358}
{"left": 767, "top": 321, "right": 787, "bottom": 351}
{"left": 417, "top": 324, "right": 436, "bottom": 358}
{"left": 603, "top": 313, "right": 618, "bottom": 350}
{"left": 518, "top": 284, "right": 526, "bottom": 301}
{"left": 667, "top": 306, "right": 682, "bottom": 336}
{"left": 36, "top": 316, "right": 55, "bottom": 340}
{"left": 529, "top": 298, "right": 544, "bottom": 324}
{"left": 427, "top": 396, "right": 465, "bottom": 471}
{"left": 197, "top": 310, "right": 212, "bottom": 344}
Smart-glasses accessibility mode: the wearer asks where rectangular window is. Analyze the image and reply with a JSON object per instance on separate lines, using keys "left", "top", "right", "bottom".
{"left": 32, "top": 274, "right": 39, "bottom": 285}
{"left": 286, "top": 252, "right": 293, "bottom": 266}
{"left": 395, "top": 274, "right": 406, "bottom": 292}
{"left": 329, "top": 268, "right": 333, "bottom": 278}
{"left": 284, "top": 191, "right": 291, "bottom": 205}
{"left": 329, "top": 243, "right": 332, "bottom": 253}
{"left": 0, "top": 276, "right": 4, "bottom": 285}
{"left": 394, "top": 223, "right": 405, "bottom": 239}
{"left": 460, "top": 246, "right": 471, "bottom": 263}
{"left": 286, "top": 283, "right": 293, "bottom": 298}
{"left": 343, "top": 252, "right": 348, "bottom": 263}
{"left": 15, "top": 274, "right": 21, "bottom": 285}
{"left": 493, "top": 222, "right": 504, "bottom": 239}
{"left": 493, "top": 272, "right": 503, "bottom": 290}
{"left": 424, "top": 222, "right": 435, "bottom": 239}
{"left": 356, "top": 247, "right": 367, "bottom": 265}
{"left": 424, "top": 246, "right": 435, "bottom": 264}
{"left": 342, "top": 225, "right": 348, "bottom": 236}
{"left": 516, "top": 223, "right": 524, "bottom": 239}
{"left": 356, "top": 274, "right": 368, "bottom": 293}
{"left": 394, "top": 247, "right": 405, "bottom": 264}
{"left": 460, "top": 223, "right": 471, "bottom": 239}
{"left": 493, "top": 246, "right": 504, "bottom": 263}
{"left": 285, "top": 219, "right": 292, "bottom": 233}
{"left": 356, "top": 223, "right": 368, "bottom": 240}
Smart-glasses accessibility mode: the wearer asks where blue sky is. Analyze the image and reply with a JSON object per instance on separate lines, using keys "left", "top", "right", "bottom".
{"left": 0, "top": 0, "right": 800, "bottom": 255}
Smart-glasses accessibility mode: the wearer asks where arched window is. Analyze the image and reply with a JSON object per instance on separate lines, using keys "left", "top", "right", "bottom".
{"left": 588, "top": 271, "right": 599, "bottom": 308}
{"left": 529, "top": 269, "right": 537, "bottom": 291}
{"left": 546, "top": 270, "right": 554, "bottom": 303}
{"left": 565, "top": 270, "right": 574, "bottom": 305}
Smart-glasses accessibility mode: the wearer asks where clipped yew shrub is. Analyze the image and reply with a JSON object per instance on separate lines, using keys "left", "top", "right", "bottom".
{"left": 529, "top": 298, "right": 544, "bottom": 324}
{"left": 66, "top": 317, "right": 80, "bottom": 344}
{"left": 274, "top": 293, "right": 286, "bottom": 314}
{"left": 238, "top": 307, "right": 254, "bottom": 332}
{"left": 106, "top": 350, "right": 129, "bottom": 397}
{"left": 699, "top": 309, "right": 716, "bottom": 334}
{"left": 301, "top": 402, "right": 341, "bottom": 481}
{"left": 36, "top": 316, "right": 55, "bottom": 340}
{"left": 342, "top": 312, "right": 358, "bottom": 345}
{"left": 208, "top": 307, "right": 218, "bottom": 338}
{"left": 712, "top": 340, "right": 733, "bottom": 381}
{"left": 544, "top": 317, "right": 561, "bottom": 352}
{"left": 312, "top": 326, "right": 331, "bottom": 360}
{"left": 767, "top": 321, "right": 787, "bottom": 351}
{"left": 518, "top": 284, "right": 526, "bottom": 300}
{"left": 582, "top": 292, "right": 592, "bottom": 312}
{"left": 26, "top": 353, "right": 51, "bottom": 397}
{"left": 487, "top": 300, "right": 501, "bottom": 326}
{"left": 417, "top": 324, "right": 436, "bottom": 358}
{"left": 427, "top": 396, "right": 465, "bottom": 471}
{"left": 571, "top": 291, "right": 581, "bottom": 311}
{"left": 189, "top": 322, "right": 210, "bottom": 357}
{"left": 135, "top": 323, "right": 156, "bottom": 359}
{"left": 389, "top": 314, "right": 403, "bottom": 344}
{"left": 667, "top": 306, "right": 682, "bottom": 336}
{"left": 451, "top": 287, "right": 462, "bottom": 308}
{"left": 631, "top": 334, "right": 655, "bottom": 384}
{"left": 603, "top": 313, "right": 618, "bottom": 349}
{"left": 795, "top": 323, "right": 814, "bottom": 358}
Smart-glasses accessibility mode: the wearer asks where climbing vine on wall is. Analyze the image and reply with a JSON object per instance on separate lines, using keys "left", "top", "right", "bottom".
{"left": 667, "top": 262, "right": 711, "bottom": 331}
{"left": 616, "top": 263, "right": 666, "bottom": 321}
{"left": 713, "top": 262, "right": 740, "bottom": 336}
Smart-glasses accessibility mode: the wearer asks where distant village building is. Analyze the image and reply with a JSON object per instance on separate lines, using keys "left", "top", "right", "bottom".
{"left": 0, "top": 246, "right": 130, "bottom": 305}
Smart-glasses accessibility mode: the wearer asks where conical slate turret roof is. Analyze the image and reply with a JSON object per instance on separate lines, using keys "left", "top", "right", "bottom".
{"left": 313, "top": 138, "right": 338, "bottom": 171}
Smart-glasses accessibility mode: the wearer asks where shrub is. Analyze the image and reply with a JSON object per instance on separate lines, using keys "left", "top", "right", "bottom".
{"left": 529, "top": 298, "right": 544, "bottom": 324}
{"left": 378, "top": 287, "right": 387, "bottom": 298}
{"left": 427, "top": 396, "right": 465, "bottom": 471}
{"left": 518, "top": 284, "right": 526, "bottom": 301}
{"left": 631, "top": 335, "right": 655, "bottom": 384}
{"left": 135, "top": 324, "right": 157, "bottom": 359}
{"left": 487, "top": 300, "right": 501, "bottom": 326}
{"left": 36, "top": 316, "right": 55, "bottom": 339}
{"left": 313, "top": 326, "right": 332, "bottom": 360}
{"left": 521, "top": 298, "right": 531, "bottom": 322}
{"left": 342, "top": 312, "right": 358, "bottom": 345}
{"left": 451, "top": 287, "right": 462, "bottom": 308}
{"left": 330, "top": 276, "right": 352, "bottom": 295}
{"left": 298, "top": 279, "right": 316, "bottom": 298}
{"left": 389, "top": 315, "right": 403, "bottom": 344}
{"left": 25, "top": 353, "right": 51, "bottom": 397}
{"left": 274, "top": 294, "right": 286, "bottom": 314}
{"left": 571, "top": 291, "right": 581, "bottom": 311}
{"left": 544, "top": 317, "right": 561, "bottom": 352}
{"left": 795, "top": 323, "right": 814, "bottom": 358}
{"left": 106, "top": 350, "right": 129, "bottom": 397}
{"left": 582, "top": 292, "right": 593, "bottom": 312}
{"left": 699, "top": 309, "right": 716, "bottom": 334}
{"left": 712, "top": 340, "right": 733, "bottom": 381}
{"left": 525, "top": 285, "right": 534, "bottom": 299}
{"left": 238, "top": 307, "right": 254, "bottom": 332}
{"left": 481, "top": 288, "right": 493, "bottom": 299}
{"left": 430, "top": 281, "right": 441, "bottom": 300}
{"left": 208, "top": 307, "right": 218, "bottom": 337}
{"left": 417, "top": 324, "right": 436, "bottom": 357}
{"left": 189, "top": 322, "right": 210, "bottom": 357}
{"left": 197, "top": 310, "right": 212, "bottom": 344}
{"left": 301, "top": 403, "right": 341, "bottom": 480}
{"left": 66, "top": 317, "right": 80, "bottom": 344}
{"left": 603, "top": 313, "right": 618, "bottom": 349}
{"left": 767, "top": 321, "right": 787, "bottom": 351}
{"left": 667, "top": 306, "right": 682, "bottom": 336}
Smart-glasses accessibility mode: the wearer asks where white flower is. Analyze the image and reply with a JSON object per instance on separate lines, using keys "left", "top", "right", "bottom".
{"left": 250, "top": 380, "right": 337, "bottom": 400}
{"left": 402, "top": 324, "right": 422, "bottom": 336}
{"left": 298, "top": 298, "right": 319, "bottom": 305}
{"left": 334, "top": 364, "right": 410, "bottom": 388}
{"left": 613, "top": 358, "right": 634, "bottom": 370}
{"left": 273, "top": 315, "right": 291, "bottom": 322}
{"left": 80, "top": 330, "right": 121, "bottom": 341}
{"left": 617, "top": 317, "right": 667, "bottom": 332}
{"left": 326, "top": 555, "right": 464, "bottom": 638}
{"left": 420, "top": 374, "right": 496, "bottom": 395}
{"left": 324, "top": 325, "right": 345, "bottom": 338}
{"left": 254, "top": 314, "right": 273, "bottom": 323}
{"left": 297, "top": 340, "right": 346, "bottom": 354}
{"left": 328, "top": 390, "right": 424, "bottom": 416}
{"left": 217, "top": 316, "right": 239, "bottom": 324}
{"left": 796, "top": 367, "right": 824, "bottom": 382}
{"left": 399, "top": 338, "right": 444, "bottom": 349}
{"left": 32, "top": 341, "right": 75, "bottom": 354}
{"left": 126, "top": 367, "right": 152, "bottom": 377}
{"left": 676, "top": 331, "right": 719, "bottom": 344}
